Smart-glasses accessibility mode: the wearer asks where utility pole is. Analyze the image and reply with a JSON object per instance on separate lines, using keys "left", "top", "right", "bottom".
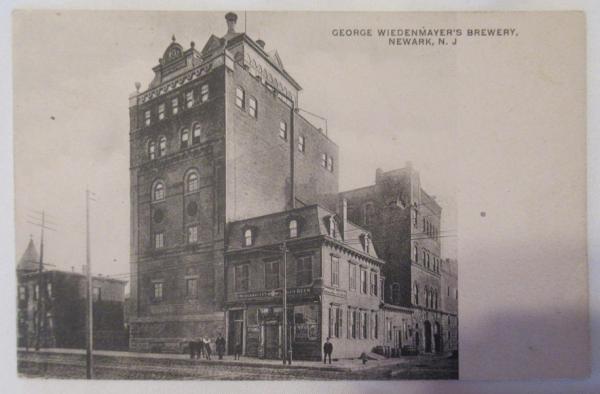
{"left": 281, "top": 240, "right": 290, "bottom": 365}
{"left": 35, "top": 211, "right": 45, "bottom": 351}
{"left": 85, "top": 188, "right": 96, "bottom": 379}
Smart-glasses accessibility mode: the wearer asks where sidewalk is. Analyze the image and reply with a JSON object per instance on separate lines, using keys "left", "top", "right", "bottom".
{"left": 18, "top": 347, "right": 423, "bottom": 372}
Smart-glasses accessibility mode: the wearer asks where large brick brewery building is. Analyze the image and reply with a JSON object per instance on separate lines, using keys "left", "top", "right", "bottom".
{"left": 127, "top": 12, "right": 458, "bottom": 359}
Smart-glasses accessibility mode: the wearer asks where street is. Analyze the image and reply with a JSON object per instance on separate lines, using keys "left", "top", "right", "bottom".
{"left": 17, "top": 350, "right": 458, "bottom": 380}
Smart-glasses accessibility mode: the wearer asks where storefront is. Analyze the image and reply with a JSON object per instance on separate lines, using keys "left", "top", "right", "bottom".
{"left": 226, "top": 289, "right": 324, "bottom": 361}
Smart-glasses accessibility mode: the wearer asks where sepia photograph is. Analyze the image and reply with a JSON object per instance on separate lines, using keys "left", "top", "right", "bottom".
{"left": 7, "top": 6, "right": 592, "bottom": 389}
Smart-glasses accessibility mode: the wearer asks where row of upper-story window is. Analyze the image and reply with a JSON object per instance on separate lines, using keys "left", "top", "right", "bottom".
{"left": 151, "top": 169, "right": 202, "bottom": 202}
{"left": 328, "top": 305, "right": 380, "bottom": 341}
{"left": 412, "top": 281, "right": 440, "bottom": 310}
{"left": 413, "top": 209, "right": 440, "bottom": 240}
{"left": 18, "top": 282, "right": 103, "bottom": 302}
{"left": 142, "top": 83, "right": 210, "bottom": 127}
{"left": 146, "top": 123, "right": 206, "bottom": 161}
{"left": 232, "top": 255, "right": 313, "bottom": 292}
{"left": 235, "top": 86, "right": 333, "bottom": 173}
{"left": 413, "top": 244, "right": 442, "bottom": 274}
{"left": 149, "top": 276, "right": 199, "bottom": 303}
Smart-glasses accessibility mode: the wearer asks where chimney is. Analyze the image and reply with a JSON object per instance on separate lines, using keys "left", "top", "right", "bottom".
{"left": 338, "top": 197, "right": 348, "bottom": 240}
{"left": 256, "top": 39, "right": 266, "bottom": 49}
{"left": 225, "top": 12, "right": 238, "bottom": 34}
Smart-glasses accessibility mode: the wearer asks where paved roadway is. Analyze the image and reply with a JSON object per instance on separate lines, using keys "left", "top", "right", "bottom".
{"left": 17, "top": 351, "right": 458, "bottom": 380}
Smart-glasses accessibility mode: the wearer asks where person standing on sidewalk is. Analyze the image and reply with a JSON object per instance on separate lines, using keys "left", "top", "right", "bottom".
{"left": 234, "top": 337, "right": 242, "bottom": 360}
{"left": 189, "top": 338, "right": 196, "bottom": 359}
{"left": 204, "top": 337, "right": 212, "bottom": 360}
{"left": 196, "top": 336, "right": 204, "bottom": 360}
{"left": 215, "top": 333, "right": 226, "bottom": 360}
{"left": 323, "top": 338, "right": 333, "bottom": 364}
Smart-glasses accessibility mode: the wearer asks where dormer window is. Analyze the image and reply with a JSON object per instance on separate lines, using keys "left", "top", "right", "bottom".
{"left": 289, "top": 219, "right": 298, "bottom": 238}
{"left": 328, "top": 217, "right": 337, "bottom": 238}
{"left": 243, "top": 228, "right": 253, "bottom": 247}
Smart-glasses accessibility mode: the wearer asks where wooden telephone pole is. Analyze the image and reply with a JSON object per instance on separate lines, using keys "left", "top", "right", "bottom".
{"left": 85, "top": 189, "right": 96, "bottom": 379}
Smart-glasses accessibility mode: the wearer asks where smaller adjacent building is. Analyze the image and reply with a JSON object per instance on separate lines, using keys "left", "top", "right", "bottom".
{"left": 224, "top": 203, "right": 385, "bottom": 361}
{"left": 17, "top": 239, "right": 128, "bottom": 350}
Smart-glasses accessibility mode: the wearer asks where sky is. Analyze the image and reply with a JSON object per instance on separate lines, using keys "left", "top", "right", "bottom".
{"left": 13, "top": 11, "right": 458, "bottom": 280}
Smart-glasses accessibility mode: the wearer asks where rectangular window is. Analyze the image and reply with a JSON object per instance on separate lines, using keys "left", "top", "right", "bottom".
{"left": 235, "top": 87, "right": 245, "bottom": 108}
{"left": 331, "top": 256, "right": 339, "bottom": 287}
{"left": 46, "top": 282, "right": 52, "bottom": 298}
{"left": 298, "top": 135, "right": 305, "bottom": 152}
{"left": 248, "top": 97, "right": 257, "bottom": 118}
{"left": 335, "top": 307, "right": 342, "bottom": 338}
{"left": 186, "top": 91, "right": 194, "bottom": 108}
{"left": 144, "top": 110, "right": 151, "bottom": 126}
{"left": 360, "top": 269, "right": 367, "bottom": 294}
{"left": 155, "top": 232, "right": 165, "bottom": 249}
{"left": 387, "top": 320, "right": 392, "bottom": 340}
{"left": 235, "top": 264, "right": 249, "bottom": 292}
{"left": 349, "top": 264, "right": 357, "bottom": 291}
{"left": 172, "top": 97, "right": 179, "bottom": 114}
{"left": 374, "top": 313, "right": 379, "bottom": 339}
{"left": 19, "top": 286, "right": 26, "bottom": 301}
{"left": 321, "top": 153, "right": 327, "bottom": 168}
{"left": 158, "top": 103, "right": 165, "bottom": 120}
{"left": 265, "top": 261, "right": 280, "bottom": 290}
{"left": 92, "top": 287, "right": 101, "bottom": 302}
{"left": 328, "top": 307, "right": 333, "bottom": 338}
{"left": 351, "top": 310, "right": 357, "bottom": 339}
{"left": 279, "top": 121, "right": 287, "bottom": 140}
{"left": 380, "top": 277, "right": 384, "bottom": 301}
{"left": 327, "top": 156, "right": 334, "bottom": 172}
{"left": 186, "top": 277, "right": 198, "bottom": 297}
{"left": 34, "top": 285, "right": 39, "bottom": 301}
{"left": 372, "top": 273, "right": 378, "bottom": 296}
{"left": 296, "top": 256, "right": 312, "bottom": 286}
{"left": 153, "top": 282, "right": 163, "bottom": 301}
{"left": 188, "top": 225, "right": 198, "bottom": 244}
{"left": 369, "top": 272, "right": 375, "bottom": 295}
{"left": 200, "top": 84, "right": 209, "bottom": 102}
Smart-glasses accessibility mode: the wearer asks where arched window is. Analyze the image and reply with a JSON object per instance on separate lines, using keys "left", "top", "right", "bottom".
{"left": 181, "top": 128, "right": 189, "bottom": 148}
{"left": 148, "top": 141, "right": 156, "bottom": 160}
{"left": 243, "top": 228, "right": 253, "bottom": 247}
{"left": 158, "top": 136, "right": 167, "bottom": 157}
{"left": 153, "top": 181, "right": 165, "bottom": 201}
{"left": 289, "top": 219, "right": 298, "bottom": 238}
{"left": 186, "top": 171, "right": 199, "bottom": 193}
{"left": 192, "top": 123, "right": 201, "bottom": 144}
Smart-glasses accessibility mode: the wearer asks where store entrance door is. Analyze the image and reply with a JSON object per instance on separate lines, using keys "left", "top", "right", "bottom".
{"left": 263, "top": 324, "right": 280, "bottom": 359}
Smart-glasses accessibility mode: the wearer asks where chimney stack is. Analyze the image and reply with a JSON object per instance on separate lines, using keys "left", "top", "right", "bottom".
{"left": 338, "top": 197, "right": 348, "bottom": 240}
{"left": 225, "top": 12, "right": 238, "bottom": 34}
{"left": 256, "top": 39, "right": 266, "bottom": 49}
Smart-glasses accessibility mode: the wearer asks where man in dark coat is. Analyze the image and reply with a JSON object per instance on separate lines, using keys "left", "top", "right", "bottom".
{"left": 196, "top": 337, "right": 204, "bottom": 359}
{"left": 215, "top": 333, "right": 226, "bottom": 360}
{"left": 189, "top": 339, "right": 196, "bottom": 359}
{"left": 323, "top": 337, "right": 333, "bottom": 364}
